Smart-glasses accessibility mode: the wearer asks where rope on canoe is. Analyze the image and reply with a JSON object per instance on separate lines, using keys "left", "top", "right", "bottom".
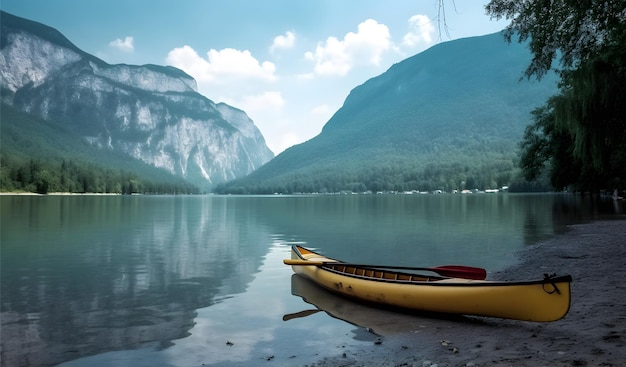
{"left": 542, "top": 273, "right": 562, "bottom": 294}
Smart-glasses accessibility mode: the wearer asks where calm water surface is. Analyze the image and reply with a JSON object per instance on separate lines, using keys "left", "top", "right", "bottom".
{"left": 1, "top": 194, "right": 624, "bottom": 366}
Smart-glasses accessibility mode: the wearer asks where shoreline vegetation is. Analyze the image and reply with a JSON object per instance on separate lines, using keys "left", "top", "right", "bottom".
{"left": 0, "top": 191, "right": 145, "bottom": 196}
{"left": 2, "top": 190, "right": 625, "bottom": 199}
{"left": 308, "top": 220, "right": 626, "bottom": 367}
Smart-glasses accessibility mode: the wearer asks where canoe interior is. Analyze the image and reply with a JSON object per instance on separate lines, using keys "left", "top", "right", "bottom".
{"left": 322, "top": 263, "right": 443, "bottom": 283}
{"left": 292, "top": 245, "right": 572, "bottom": 287}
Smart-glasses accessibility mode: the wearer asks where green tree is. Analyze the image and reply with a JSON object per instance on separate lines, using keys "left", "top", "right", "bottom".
{"left": 487, "top": 0, "right": 626, "bottom": 191}
{"left": 486, "top": 0, "right": 626, "bottom": 79}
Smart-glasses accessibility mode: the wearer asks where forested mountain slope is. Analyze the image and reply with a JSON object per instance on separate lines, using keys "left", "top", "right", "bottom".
{"left": 1, "top": 104, "right": 199, "bottom": 193}
{"left": 217, "top": 32, "right": 558, "bottom": 194}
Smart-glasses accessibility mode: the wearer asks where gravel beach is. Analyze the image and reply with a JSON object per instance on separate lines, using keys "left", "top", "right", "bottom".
{"left": 309, "top": 219, "right": 626, "bottom": 367}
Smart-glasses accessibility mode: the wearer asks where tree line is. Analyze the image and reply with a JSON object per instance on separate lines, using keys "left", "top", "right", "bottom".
{"left": 487, "top": 0, "right": 626, "bottom": 192}
{"left": 0, "top": 154, "right": 199, "bottom": 194}
{"left": 1, "top": 104, "right": 200, "bottom": 195}
{"left": 214, "top": 159, "right": 536, "bottom": 195}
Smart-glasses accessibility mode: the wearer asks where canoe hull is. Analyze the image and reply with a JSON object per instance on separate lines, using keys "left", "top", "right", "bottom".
{"left": 289, "top": 245, "right": 571, "bottom": 322}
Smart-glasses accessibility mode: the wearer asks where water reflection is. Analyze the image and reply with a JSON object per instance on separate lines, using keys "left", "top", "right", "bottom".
{"left": 1, "top": 194, "right": 623, "bottom": 367}
{"left": 242, "top": 194, "right": 624, "bottom": 269}
{"left": 1, "top": 196, "right": 272, "bottom": 367}
{"left": 53, "top": 245, "right": 374, "bottom": 367}
{"left": 286, "top": 274, "right": 474, "bottom": 337}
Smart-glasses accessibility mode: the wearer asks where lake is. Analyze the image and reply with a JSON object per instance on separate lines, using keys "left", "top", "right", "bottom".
{"left": 1, "top": 193, "right": 624, "bottom": 366}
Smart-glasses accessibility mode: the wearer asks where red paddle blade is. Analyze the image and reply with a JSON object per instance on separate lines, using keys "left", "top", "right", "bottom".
{"left": 433, "top": 265, "right": 487, "bottom": 280}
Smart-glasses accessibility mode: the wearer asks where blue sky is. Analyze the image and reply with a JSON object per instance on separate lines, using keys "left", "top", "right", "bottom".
{"left": 2, "top": 0, "right": 508, "bottom": 154}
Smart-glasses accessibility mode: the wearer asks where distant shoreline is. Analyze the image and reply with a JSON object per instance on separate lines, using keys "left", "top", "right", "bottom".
{"left": 0, "top": 192, "right": 123, "bottom": 196}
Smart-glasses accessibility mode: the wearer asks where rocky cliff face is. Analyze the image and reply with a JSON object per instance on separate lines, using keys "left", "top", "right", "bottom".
{"left": 0, "top": 11, "right": 273, "bottom": 188}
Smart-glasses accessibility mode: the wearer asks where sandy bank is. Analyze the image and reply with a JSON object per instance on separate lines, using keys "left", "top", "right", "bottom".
{"left": 310, "top": 219, "right": 626, "bottom": 367}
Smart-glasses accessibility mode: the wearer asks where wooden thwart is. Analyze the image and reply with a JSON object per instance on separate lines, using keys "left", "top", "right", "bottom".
{"left": 283, "top": 259, "right": 487, "bottom": 280}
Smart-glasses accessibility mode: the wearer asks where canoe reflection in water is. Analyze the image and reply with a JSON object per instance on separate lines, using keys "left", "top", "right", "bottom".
{"left": 284, "top": 274, "right": 474, "bottom": 338}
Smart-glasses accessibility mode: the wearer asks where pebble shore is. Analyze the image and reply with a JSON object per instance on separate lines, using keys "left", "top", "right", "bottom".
{"left": 309, "top": 219, "right": 626, "bottom": 367}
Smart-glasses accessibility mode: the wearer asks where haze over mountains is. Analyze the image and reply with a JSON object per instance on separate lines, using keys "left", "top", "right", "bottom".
{"left": 0, "top": 11, "right": 273, "bottom": 190}
{"left": 1, "top": 11, "right": 558, "bottom": 194}
{"left": 217, "top": 32, "right": 559, "bottom": 194}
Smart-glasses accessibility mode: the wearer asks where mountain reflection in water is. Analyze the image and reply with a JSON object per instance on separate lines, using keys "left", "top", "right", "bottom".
{"left": 0, "top": 195, "right": 267, "bottom": 367}
{"left": 1, "top": 194, "right": 623, "bottom": 366}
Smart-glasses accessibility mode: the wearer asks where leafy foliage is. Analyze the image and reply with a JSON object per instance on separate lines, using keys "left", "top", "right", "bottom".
{"left": 1, "top": 104, "right": 199, "bottom": 194}
{"left": 488, "top": 0, "right": 626, "bottom": 191}
{"left": 486, "top": 0, "right": 626, "bottom": 79}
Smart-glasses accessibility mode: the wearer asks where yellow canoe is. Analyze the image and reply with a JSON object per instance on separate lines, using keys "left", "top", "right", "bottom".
{"left": 285, "top": 245, "right": 572, "bottom": 322}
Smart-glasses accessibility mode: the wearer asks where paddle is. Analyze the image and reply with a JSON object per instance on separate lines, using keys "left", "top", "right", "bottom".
{"left": 283, "top": 259, "right": 487, "bottom": 280}
{"left": 282, "top": 309, "right": 322, "bottom": 321}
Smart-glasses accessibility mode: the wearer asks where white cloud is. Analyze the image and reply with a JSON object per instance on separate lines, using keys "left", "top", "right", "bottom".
{"left": 305, "top": 19, "right": 391, "bottom": 76}
{"left": 402, "top": 14, "right": 435, "bottom": 49}
{"left": 206, "top": 48, "right": 276, "bottom": 81}
{"left": 165, "top": 45, "right": 209, "bottom": 81}
{"left": 240, "top": 91, "right": 285, "bottom": 113}
{"left": 109, "top": 36, "right": 134, "bottom": 52}
{"left": 166, "top": 46, "right": 276, "bottom": 85}
{"left": 270, "top": 31, "right": 296, "bottom": 54}
{"left": 165, "top": 45, "right": 284, "bottom": 152}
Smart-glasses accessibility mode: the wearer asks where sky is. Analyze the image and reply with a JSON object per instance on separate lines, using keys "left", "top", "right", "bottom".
{"left": 2, "top": 1, "right": 508, "bottom": 154}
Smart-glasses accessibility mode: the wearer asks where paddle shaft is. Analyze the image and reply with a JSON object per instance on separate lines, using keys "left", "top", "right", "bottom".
{"left": 282, "top": 309, "right": 321, "bottom": 321}
{"left": 283, "top": 259, "right": 486, "bottom": 280}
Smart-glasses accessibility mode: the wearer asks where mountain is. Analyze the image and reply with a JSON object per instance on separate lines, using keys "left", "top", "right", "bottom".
{"left": 0, "top": 11, "right": 274, "bottom": 190}
{"left": 217, "top": 32, "right": 559, "bottom": 194}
